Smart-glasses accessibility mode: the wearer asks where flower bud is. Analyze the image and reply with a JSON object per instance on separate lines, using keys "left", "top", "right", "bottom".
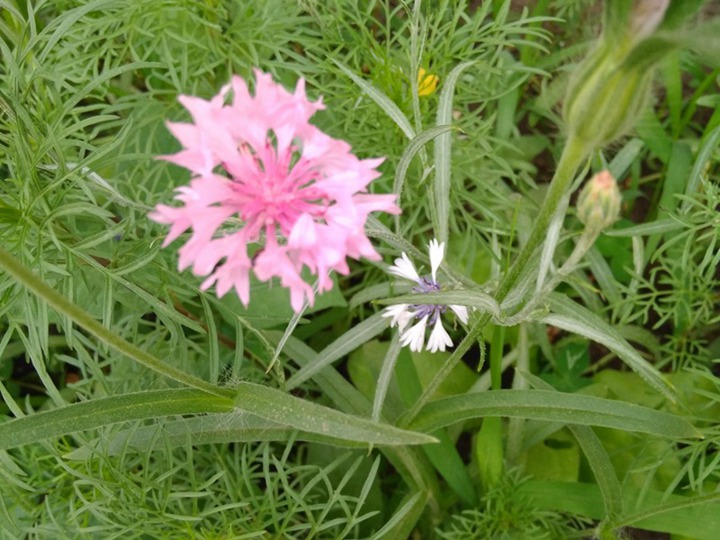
{"left": 577, "top": 170, "right": 622, "bottom": 231}
{"left": 417, "top": 68, "right": 439, "bottom": 96}
{"left": 629, "top": 0, "right": 670, "bottom": 41}
{"left": 563, "top": 43, "right": 652, "bottom": 147}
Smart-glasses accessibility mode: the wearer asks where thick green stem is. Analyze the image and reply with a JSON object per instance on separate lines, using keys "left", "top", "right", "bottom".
{"left": 495, "top": 135, "right": 590, "bottom": 302}
{"left": 0, "top": 246, "right": 235, "bottom": 400}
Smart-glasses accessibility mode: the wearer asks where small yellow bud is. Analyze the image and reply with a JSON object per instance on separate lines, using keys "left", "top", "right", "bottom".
{"left": 577, "top": 170, "right": 622, "bottom": 231}
{"left": 417, "top": 68, "right": 439, "bottom": 96}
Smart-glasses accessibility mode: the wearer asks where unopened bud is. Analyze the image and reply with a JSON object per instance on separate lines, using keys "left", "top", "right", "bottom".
{"left": 630, "top": 0, "right": 670, "bottom": 41}
{"left": 563, "top": 44, "right": 652, "bottom": 147}
{"left": 417, "top": 68, "right": 439, "bottom": 97}
{"left": 577, "top": 171, "right": 622, "bottom": 231}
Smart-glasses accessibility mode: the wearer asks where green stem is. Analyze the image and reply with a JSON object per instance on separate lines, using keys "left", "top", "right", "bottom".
{"left": 495, "top": 135, "right": 590, "bottom": 302}
{"left": 0, "top": 246, "right": 235, "bottom": 400}
{"left": 401, "top": 135, "right": 590, "bottom": 426}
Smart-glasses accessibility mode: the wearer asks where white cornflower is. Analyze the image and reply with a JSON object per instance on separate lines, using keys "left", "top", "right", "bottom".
{"left": 382, "top": 239, "right": 469, "bottom": 353}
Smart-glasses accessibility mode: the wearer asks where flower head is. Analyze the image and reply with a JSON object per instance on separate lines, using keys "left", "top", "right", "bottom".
{"left": 417, "top": 69, "right": 439, "bottom": 97}
{"left": 150, "top": 70, "right": 400, "bottom": 312}
{"left": 382, "top": 240, "right": 468, "bottom": 352}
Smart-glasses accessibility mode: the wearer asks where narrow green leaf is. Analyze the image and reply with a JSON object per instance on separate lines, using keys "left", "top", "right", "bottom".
{"left": 614, "top": 492, "right": 720, "bottom": 531}
{"left": 682, "top": 123, "right": 720, "bottom": 211}
{"left": 396, "top": 350, "right": 476, "bottom": 505}
{"left": 234, "top": 382, "right": 436, "bottom": 447}
{"left": 524, "top": 372, "right": 623, "bottom": 519}
{"left": 0, "top": 389, "right": 234, "bottom": 451}
{"left": 518, "top": 480, "right": 720, "bottom": 540}
{"left": 65, "top": 411, "right": 404, "bottom": 460}
{"left": 286, "top": 312, "right": 388, "bottom": 389}
{"left": 542, "top": 293, "right": 675, "bottom": 402}
{"left": 0, "top": 246, "right": 232, "bottom": 399}
{"left": 434, "top": 61, "right": 475, "bottom": 243}
{"left": 608, "top": 138, "right": 644, "bottom": 180}
{"left": 369, "top": 491, "right": 428, "bottom": 540}
{"left": 334, "top": 61, "right": 415, "bottom": 139}
{"left": 394, "top": 125, "right": 455, "bottom": 216}
{"left": 604, "top": 218, "right": 682, "bottom": 237}
{"left": 381, "top": 290, "right": 500, "bottom": 317}
{"left": 407, "top": 389, "right": 699, "bottom": 439}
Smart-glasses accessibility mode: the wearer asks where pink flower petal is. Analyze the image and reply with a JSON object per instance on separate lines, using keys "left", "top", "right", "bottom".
{"left": 151, "top": 70, "right": 399, "bottom": 312}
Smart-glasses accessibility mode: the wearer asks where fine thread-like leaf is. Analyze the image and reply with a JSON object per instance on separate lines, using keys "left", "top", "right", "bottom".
{"left": 333, "top": 60, "right": 415, "bottom": 140}
{"left": 0, "top": 246, "right": 233, "bottom": 399}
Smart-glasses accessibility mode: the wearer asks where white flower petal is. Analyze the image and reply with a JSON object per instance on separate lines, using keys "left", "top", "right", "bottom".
{"left": 388, "top": 252, "right": 421, "bottom": 283}
{"left": 382, "top": 304, "right": 414, "bottom": 332}
{"left": 427, "top": 319, "right": 453, "bottom": 353}
{"left": 399, "top": 316, "right": 428, "bottom": 352}
{"left": 450, "top": 304, "right": 469, "bottom": 324}
{"left": 428, "top": 239, "right": 445, "bottom": 282}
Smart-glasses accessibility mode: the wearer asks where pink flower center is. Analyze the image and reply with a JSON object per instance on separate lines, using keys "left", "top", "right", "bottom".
{"left": 225, "top": 135, "right": 329, "bottom": 237}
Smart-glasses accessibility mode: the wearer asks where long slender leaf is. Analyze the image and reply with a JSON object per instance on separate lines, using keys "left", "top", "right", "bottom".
{"left": 286, "top": 312, "right": 388, "bottom": 389}
{"left": 334, "top": 61, "right": 415, "bottom": 139}
{"left": 0, "top": 246, "right": 232, "bottom": 399}
{"left": 604, "top": 218, "right": 682, "bottom": 237}
{"left": 541, "top": 293, "right": 675, "bottom": 402}
{"left": 0, "top": 389, "right": 234, "bottom": 451}
{"left": 370, "top": 491, "right": 428, "bottom": 540}
{"left": 393, "top": 125, "right": 455, "bottom": 221}
{"left": 523, "top": 372, "right": 623, "bottom": 518}
{"left": 518, "top": 481, "right": 720, "bottom": 540}
{"left": 65, "top": 411, "right": 407, "bottom": 460}
{"left": 407, "top": 389, "right": 699, "bottom": 438}
{"left": 234, "top": 382, "right": 435, "bottom": 447}
{"left": 380, "top": 290, "right": 500, "bottom": 317}
{"left": 434, "top": 61, "right": 475, "bottom": 243}
{"left": 682, "top": 123, "right": 720, "bottom": 211}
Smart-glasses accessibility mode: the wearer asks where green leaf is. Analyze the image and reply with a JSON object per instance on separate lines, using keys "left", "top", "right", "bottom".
{"left": 525, "top": 372, "right": 623, "bottom": 519}
{"left": 65, "top": 409, "right": 422, "bottom": 460}
{"left": 333, "top": 60, "right": 415, "bottom": 140}
{"left": 518, "top": 481, "right": 720, "bottom": 540}
{"left": 541, "top": 293, "right": 676, "bottom": 402}
{"left": 604, "top": 218, "right": 682, "bottom": 237}
{"left": 394, "top": 124, "right": 455, "bottom": 214}
{"left": 433, "top": 61, "right": 475, "bottom": 243}
{"left": 407, "top": 389, "right": 699, "bottom": 439}
{"left": 233, "top": 382, "right": 436, "bottom": 447}
{"left": 0, "top": 389, "right": 234, "bottom": 451}
{"left": 369, "top": 491, "right": 429, "bottom": 540}
{"left": 0, "top": 246, "right": 232, "bottom": 399}
{"left": 381, "top": 290, "right": 500, "bottom": 317}
{"left": 395, "top": 350, "right": 476, "bottom": 505}
{"left": 286, "top": 312, "right": 388, "bottom": 390}
{"left": 682, "top": 123, "right": 720, "bottom": 211}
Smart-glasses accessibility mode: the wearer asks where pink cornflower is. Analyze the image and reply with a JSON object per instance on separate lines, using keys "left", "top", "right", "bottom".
{"left": 150, "top": 70, "right": 399, "bottom": 312}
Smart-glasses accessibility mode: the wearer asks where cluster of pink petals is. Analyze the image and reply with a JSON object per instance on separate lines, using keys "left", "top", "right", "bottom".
{"left": 150, "top": 70, "right": 399, "bottom": 312}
